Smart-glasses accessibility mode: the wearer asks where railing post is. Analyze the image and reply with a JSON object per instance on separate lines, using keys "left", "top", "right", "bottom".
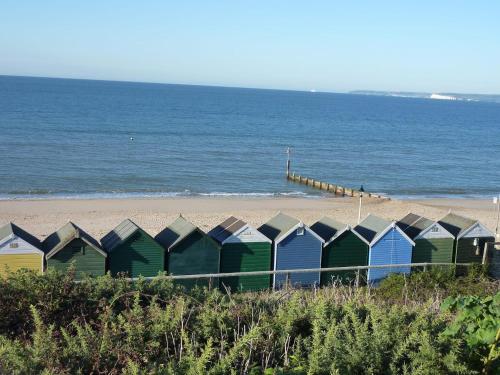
{"left": 208, "top": 277, "right": 213, "bottom": 291}
{"left": 355, "top": 269, "right": 360, "bottom": 288}
{"left": 482, "top": 242, "right": 489, "bottom": 265}
{"left": 285, "top": 272, "right": 291, "bottom": 290}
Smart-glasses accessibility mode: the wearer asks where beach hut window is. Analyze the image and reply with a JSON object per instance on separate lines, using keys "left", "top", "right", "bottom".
{"left": 431, "top": 226, "right": 439, "bottom": 232}
{"left": 296, "top": 227, "right": 305, "bottom": 236}
{"left": 9, "top": 242, "right": 18, "bottom": 248}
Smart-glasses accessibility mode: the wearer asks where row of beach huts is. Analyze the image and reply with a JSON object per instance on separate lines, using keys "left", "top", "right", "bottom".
{"left": 0, "top": 212, "right": 496, "bottom": 290}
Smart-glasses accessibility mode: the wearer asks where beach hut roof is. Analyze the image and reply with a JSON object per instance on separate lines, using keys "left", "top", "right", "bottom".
{"left": 155, "top": 216, "right": 211, "bottom": 251}
{"left": 396, "top": 213, "right": 436, "bottom": 239}
{"left": 438, "top": 213, "right": 476, "bottom": 237}
{"left": 259, "top": 212, "right": 324, "bottom": 244}
{"left": 43, "top": 222, "right": 106, "bottom": 258}
{"left": 311, "top": 216, "right": 370, "bottom": 246}
{"left": 354, "top": 214, "right": 391, "bottom": 244}
{"left": 207, "top": 216, "right": 247, "bottom": 244}
{"left": 438, "top": 212, "right": 493, "bottom": 239}
{"left": 355, "top": 214, "right": 415, "bottom": 246}
{"left": 0, "top": 222, "right": 42, "bottom": 250}
{"left": 258, "top": 212, "right": 301, "bottom": 242}
{"left": 310, "top": 216, "right": 347, "bottom": 242}
{"left": 101, "top": 219, "right": 145, "bottom": 252}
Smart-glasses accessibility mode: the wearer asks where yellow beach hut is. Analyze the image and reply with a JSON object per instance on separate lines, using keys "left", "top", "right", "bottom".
{"left": 0, "top": 222, "right": 44, "bottom": 276}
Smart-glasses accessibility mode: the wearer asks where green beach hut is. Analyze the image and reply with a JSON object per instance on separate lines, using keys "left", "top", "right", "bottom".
{"left": 438, "top": 213, "right": 495, "bottom": 264}
{"left": 397, "top": 213, "right": 455, "bottom": 264}
{"left": 208, "top": 216, "right": 272, "bottom": 292}
{"left": 101, "top": 219, "right": 165, "bottom": 277}
{"left": 311, "top": 216, "right": 369, "bottom": 285}
{"left": 43, "top": 222, "right": 106, "bottom": 279}
{"left": 155, "top": 216, "right": 220, "bottom": 289}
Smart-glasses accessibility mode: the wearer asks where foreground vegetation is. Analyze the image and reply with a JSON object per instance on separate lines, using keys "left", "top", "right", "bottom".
{"left": 0, "top": 266, "right": 498, "bottom": 374}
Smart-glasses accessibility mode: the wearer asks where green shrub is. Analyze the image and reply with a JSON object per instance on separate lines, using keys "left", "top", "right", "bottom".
{"left": 0, "top": 269, "right": 498, "bottom": 374}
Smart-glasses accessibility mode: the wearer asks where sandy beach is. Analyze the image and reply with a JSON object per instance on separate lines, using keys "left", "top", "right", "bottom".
{"left": 0, "top": 196, "right": 497, "bottom": 241}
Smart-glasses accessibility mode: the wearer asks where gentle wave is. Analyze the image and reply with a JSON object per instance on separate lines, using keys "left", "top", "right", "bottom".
{"left": 0, "top": 190, "right": 322, "bottom": 201}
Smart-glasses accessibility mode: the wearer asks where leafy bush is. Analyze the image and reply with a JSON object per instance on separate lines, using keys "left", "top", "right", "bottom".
{"left": 0, "top": 268, "right": 498, "bottom": 374}
{"left": 441, "top": 294, "right": 500, "bottom": 373}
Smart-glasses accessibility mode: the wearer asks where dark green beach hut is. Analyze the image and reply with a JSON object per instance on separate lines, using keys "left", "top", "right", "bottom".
{"left": 155, "top": 216, "right": 220, "bottom": 289}
{"left": 438, "top": 213, "right": 495, "bottom": 264}
{"left": 101, "top": 219, "right": 165, "bottom": 277}
{"left": 311, "top": 216, "right": 369, "bottom": 285}
{"left": 397, "top": 213, "right": 455, "bottom": 264}
{"left": 43, "top": 222, "right": 106, "bottom": 279}
{"left": 208, "top": 216, "right": 272, "bottom": 292}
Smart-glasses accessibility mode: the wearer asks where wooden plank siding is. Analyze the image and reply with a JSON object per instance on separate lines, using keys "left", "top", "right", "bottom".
{"left": 321, "top": 231, "right": 369, "bottom": 285}
{"left": 108, "top": 230, "right": 165, "bottom": 278}
{"left": 368, "top": 228, "right": 413, "bottom": 282}
{"left": 0, "top": 254, "right": 43, "bottom": 276}
{"left": 219, "top": 242, "right": 271, "bottom": 291}
{"left": 274, "top": 229, "right": 322, "bottom": 288}
{"left": 413, "top": 238, "right": 454, "bottom": 264}
{"left": 46, "top": 238, "right": 106, "bottom": 279}
{"left": 167, "top": 231, "right": 220, "bottom": 289}
{"left": 455, "top": 237, "right": 495, "bottom": 264}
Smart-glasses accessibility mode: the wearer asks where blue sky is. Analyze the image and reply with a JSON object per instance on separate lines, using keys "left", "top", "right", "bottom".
{"left": 1, "top": 1, "right": 499, "bottom": 93}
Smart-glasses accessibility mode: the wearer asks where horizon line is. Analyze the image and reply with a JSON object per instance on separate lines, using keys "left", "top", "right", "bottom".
{"left": 1, "top": 73, "right": 499, "bottom": 97}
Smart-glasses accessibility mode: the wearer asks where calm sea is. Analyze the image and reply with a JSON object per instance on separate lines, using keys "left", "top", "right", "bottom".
{"left": 0, "top": 75, "right": 499, "bottom": 199}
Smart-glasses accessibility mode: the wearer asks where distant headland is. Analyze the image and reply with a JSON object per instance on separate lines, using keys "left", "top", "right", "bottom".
{"left": 350, "top": 90, "right": 500, "bottom": 104}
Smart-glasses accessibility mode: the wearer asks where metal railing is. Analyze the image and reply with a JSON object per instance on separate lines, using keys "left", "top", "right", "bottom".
{"left": 122, "top": 262, "right": 474, "bottom": 283}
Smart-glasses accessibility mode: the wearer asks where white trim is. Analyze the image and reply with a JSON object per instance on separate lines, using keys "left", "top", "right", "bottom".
{"left": 457, "top": 221, "right": 494, "bottom": 239}
{"left": 46, "top": 237, "right": 107, "bottom": 259}
{"left": 275, "top": 222, "right": 325, "bottom": 246}
{"left": 370, "top": 222, "right": 416, "bottom": 247}
{"left": 415, "top": 222, "right": 454, "bottom": 240}
{"left": 0, "top": 235, "right": 44, "bottom": 256}
{"left": 221, "top": 224, "right": 272, "bottom": 245}
{"left": 323, "top": 225, "right": 350, "bottom": 247}
{"left": 324, "top": 225, "right": 371, "bottom": 247}
{"left": 0, "top": 233, "right": 15, "bottom": 247}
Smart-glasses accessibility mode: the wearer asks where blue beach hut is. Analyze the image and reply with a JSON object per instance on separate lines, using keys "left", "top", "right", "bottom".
{"left": 354, "top": 214, "right": 415, "bottom": 283}
{"left": 258, "top": 212, "right": 324, "bottom": 289}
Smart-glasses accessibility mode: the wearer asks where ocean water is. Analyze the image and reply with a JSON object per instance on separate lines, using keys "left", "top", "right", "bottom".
{"left": 0, "top": 75, "right": 499, "bottom": 200}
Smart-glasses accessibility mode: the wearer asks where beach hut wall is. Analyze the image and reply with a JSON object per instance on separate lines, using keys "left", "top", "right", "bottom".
{"left": 311, "top": 216, "right": 369, "bottom": 285}
{"left": 43, "top": 222, "right": 106, "bottom": 279}
{"left": 354, "top": 214, "right": 414, "bottom": 282}
{"left": 208, "top": 216, "right": 272, "bottom": 292}
{"left": 0, "top": 222, "right": 44, "bottom": 276}
{"left": 397, "top": 213, "right": 455, "bottom": 264}
{"left": 101, "top": 219, "right": 165, "bottom": 278}
{"left": 438, "top": 213, "right": 494, "bottom": 264}
{"left": 155, "top": 216, "right": 220, "bottom": 289}
{"left": 258, "top": 212, "right": 324, "bottom": 289}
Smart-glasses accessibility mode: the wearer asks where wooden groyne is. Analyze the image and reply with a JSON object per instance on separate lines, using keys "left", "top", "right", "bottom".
{"left": 286, "top": 172, "right": 388, "bottom": 199}
{"left": 284, "top": 148, "right": 388, "bottom": 199}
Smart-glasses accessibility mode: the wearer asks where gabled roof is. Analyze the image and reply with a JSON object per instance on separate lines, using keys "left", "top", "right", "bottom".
{"left": 311, "top": 216, "right": 370, "bottom": 246}
{"left": 207, "top": 216, "right": 247, "bottom": 244}
{"left": 397, "top": 213, "right": 435, "bottom": 240}
{"left": 258, "top": 212, "right": 301, "bottom": 242}
{"left": 43, "top": 222, "right": 105, "bottom": 258}
{"left": 0, "top": 222, "right": 42, "bottom": 250}
{"left": 396, "top": 213, "right": 423, "bottom": 233}
{"left": 258, "top": 212, "right": 324, "bottom": 245}
{"left": 310, "top": 216, "right": 347, "bottom": 243}
{"left": 101, "top": 219, "right": 144, "bottom": 252}
{"left": 354, "top": 214, "right": 391, "bottom": 244}
{"left": 438, "top": 213, "right": 477, "bottom": 238}
{"left": 155, "top": 216, "right": 207, "bottom": 251}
